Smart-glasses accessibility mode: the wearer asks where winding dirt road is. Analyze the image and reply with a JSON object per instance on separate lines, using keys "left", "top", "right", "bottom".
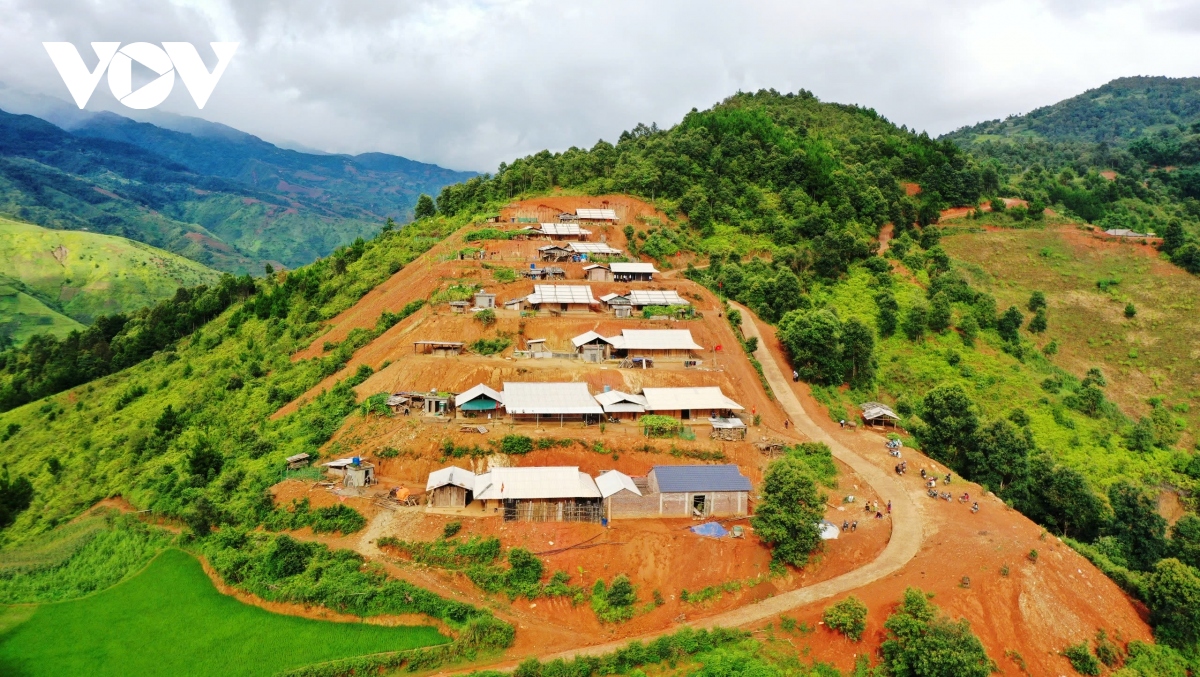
{"left": 440, "top": 305, "right": 926, "bottom": 672}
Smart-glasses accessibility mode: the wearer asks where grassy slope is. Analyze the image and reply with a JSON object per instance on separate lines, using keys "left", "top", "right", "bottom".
{"left": 808, "top": 257, "right": 1185, "bottom": 492}
{"left": 0, "top": 276, "right": 82, "bottom": 343}
{"left": 0, "top": 216, "right": 222, "bottom": 328}
{"left": 0, "top": 549, "right": 447, "bottom": 677}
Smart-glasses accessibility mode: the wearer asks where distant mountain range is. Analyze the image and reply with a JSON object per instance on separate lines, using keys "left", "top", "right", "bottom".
{"left": 944, "top": 76, "right": 1200, "bottom": 145}
{"left": 0, "top": 86, "right": 476, "bottom": 274}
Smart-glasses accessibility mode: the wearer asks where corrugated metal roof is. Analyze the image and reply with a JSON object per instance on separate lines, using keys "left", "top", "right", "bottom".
{"left": 594, "top": 390, "right": 647, "bottom": 413}
{"left": 539, "top": 223, "right": 591, "bottom": 236}
{"left": 568, "top": 242, "right": 623, "bottom": 255}
{"left": 627, "top": 290, "right": 690, "bottom": 306}
{"left": 609, "top": 262, "right": 659, "bottom": 275}
{"left": 642, "top": 387, "right": 744, "bottom": 412}
{"left": 651, "top": 464, "right": 752, "bottom": 493}
{"left": 582, "top": 264, "right": 608, "bottom": 270}
{"left": 611, "top": 329, "right": 701, "bottom": 351}
{"left": 571, "top": 331, "right": 613, "bottom": 348}
{"left": 527, "top": 285, "right": 596, "bottom": 305}
{"left": 474, "top": 466, "right": 601, "bottom": 500}
{"left": 599, "top": 293, "right": 630, "bottom": 304}
{"left": 502, "top": 382, "right": 604, "bottom": 415}
{"left": 576, "top": 208, "right": 618, "bottom": 220}
{"left": 859, "top": 401, "right": 899, "bottom": 420}
{"left": 455, "top": 384, "right": 503, "bottom": 407}
{"left": 595, "top": 470, "right": 641, "bottom": 498}
{"left": 426, "top": 466, "right": 476, "bottom": 491}
{"left": 537, "top": 244, "right": 572, "bottom": 252}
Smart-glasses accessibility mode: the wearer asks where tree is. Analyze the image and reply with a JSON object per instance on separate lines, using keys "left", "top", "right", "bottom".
{"left": 1146, "top": 558, "right": 1200, "bottom": 650}
{"left": 823, "top": 596, "right": 868, "bottom": 641}
{"left": 925, "top": 245, "right": 951, "bottom": 274}
{"left": 414, "top": 194, "right": 436, "bottom": 220}
{"left": 880, "top": 588, "right": 996, "bottom": 677}
{"left": 1125, "top": 302, "right": 1137, "bottom": 319}
{"left": 997, "top": 306, "right": 1024, "bottom": 343}
{"left": 957, "top": 312, "right": 979, "bottom": 348}
{"left": 188, "top": 439, "right": 224, "bottom": 483}
{"left": 778, "top": 309, "right": 844, "bottom": 385}
{"left": 966, "top": 419, "right": 1031, "bottom": 494}
{"left": 1017, "top": 457, "right": 1107, "bottom": 541}
{"left": 1170, "top": 514, "right": 1200, "bottom": 570}
{"left": 506, "top": 548, "right": 544, "bottom": 587}
{"left": 916, "top": 384, "right": 979, "bottom": 467}
{"left": 1161, "top": 220, "right": 1186, "bottom": 256}
{"left": 902, "top": 303, "right": 928, "bottom": 341}
{"left": 1028, "top": 291, "right": 1046, "bottom": 312}
{"left": 841, "top": 318, "right": 876, "bottom": 389}
{"left": 751, "top": 456, "right": 824, "bottom": 567}
{"left": 1106, "top": 481, "right": 1168, "bottom": 571}
{"left": 1126, "top": 417, "right": 1157, "bottom": 452}
{"left": 1028, "top": 307, "right": 1048, "bottom": 333}
{"left": 0, "top": 467, "right": 33, "bottom": 530}
{"left": 1173, "top": 243, "right": 1200, "bottom": 274}
{"left": 876, "top": 291, "right": 899, "bottom": 338}
{"left": 606, "top": 574, "right": 636, "bottom": 608}
{"left": 475, "top": 308, "right": 496, "bottom": 327}
{"left": 928, "top": 293, "right": 952, "bottom": 333}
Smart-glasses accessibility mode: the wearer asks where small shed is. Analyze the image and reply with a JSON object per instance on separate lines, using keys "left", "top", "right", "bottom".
{"left": 324, "top": 458, "right": 377, "bottom": 488}
{"left": 449, "top": 301, "right": 470, "bottom": 314}
{"left": 860, "top": 402, "right": 900, "bottom": 428}
{"left": 504, "top": 298, "right": 524, "bottom": 311}
{"left": 426, "top": 466, "right": 476, "bottom": 508}
{"left": 413, "top": 340, "right": 465, "bottom": 356}
{"left": 544, "top": 266, "right": 566, "bottom": 280}
{"left": 455, "top": 384, "right": 504, "bottom": 417}
{"left": 609, "top": 262, "right": 659, "bottom": 282}
{"left": 572, "top": 330, "right": 616, "bottom": 362}
{"left": 596, "top": 470, "right": 650, "bottom": 520}
{"left": 599, "top": 292, "right": 633, "bottom": 317}
{"left": 593, "top": 390, "right": 647, "bottom": 420}
{"left": 583, "top": 264, "right": 611, "bottom": 282}
{"left": 386, "top": 393, "right": 411, "bottom": 413}
{"left": 421, "top": 392, "right": 454, "bottom": 416}
{"left": 524, "top": 338, "right": 551, "bottom": 357}
{"left": 474, "top": 291, "right": 496, "bottom": 309}
{"left": 285, "top": 453, "right": 311, "bottom": 470}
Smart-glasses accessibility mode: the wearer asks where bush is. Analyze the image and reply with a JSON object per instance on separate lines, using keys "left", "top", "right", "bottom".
{"left": 751, "top": 456, "right": 824, "bottom": 568}
{"left": 1062, "top": 641, "right": 1101, "bottom": 675}
{"left": 823, "top": 596, "right": 868, "bottom": 641}
{"left": 880, "top": 588, "right": 996, "bottom": 677}
{"left": 474, "top": 309, "right": 497, "bottom": 327}
{"left": 469, "top": 337, "right": 510, "bottom": 355}
{"left": 442, "top": 521, "right": 462, "bottom": 539}
{"left": 498, "top": 435, "right": 533, "bottom": 455}
{"left": 639, "top": 415, "right": 684, "bottom": 438}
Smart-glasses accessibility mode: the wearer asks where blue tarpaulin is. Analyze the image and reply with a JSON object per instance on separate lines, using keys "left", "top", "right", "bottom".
{"left": 690, "top": 522, "right": 729, "bottom": 538}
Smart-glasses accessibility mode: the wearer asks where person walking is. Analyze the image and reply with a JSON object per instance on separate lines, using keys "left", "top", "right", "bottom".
{"left": 792, "top": 369, "right": 799, "bottom": 382}
{"left": 842, "top": 520, "right": 849, "bottom": 531}
{"left": 887, "top": 500, "right": 892, "bottom": 514}
{"left": 850, "top": 521, "right": 857, "bottom": 532}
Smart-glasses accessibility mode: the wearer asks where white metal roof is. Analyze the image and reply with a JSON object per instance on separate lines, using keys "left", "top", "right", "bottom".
{"left": 568, "top": 242, "right": 623, "bottom": 255}
{"left": 582, "top": 264, "right": 608, "bottom": 271}
{"left": 571, "top": 330, "right": 614, "bottom": 348}
{"left": 473, "top": 466, "right": 601, "bottom": 500}
{"left": 609, "top": 262, "right": 659, "bottom": 275}
{"left": 426, "top": 466, "right": 476, "bottom": 491}
{"left": 609, "top": 329, "right": 701, "bottom": 351}
{"left": 627, "top": 290, "right": 690, "bottom": 306}
{"left": 454, "top": 384, "right": 504, "bottom": 407}
{"left": 859, "top": 401, "right": 900, "bottom": 420}
{"left": 642, "top": 387, "right": 744, "bottom": 412}
{"left": 537, "top": 244, "right": 572, "bottom": 252}
{"left": 539, "top": 223, "right": 591, "bottom": 236}
{"left": 576, "top": 208, "right": 618, "bottom": 220}
{"left": 527, "top": 285, "right": 596, "bottom": 305}
{"left": 593, "top": 390, "right": 647, "bottom": 413}
{"left": 599, "top": 293, "right": 630, "bottom": 304}
{"left": 501, "top": 382, "right": 604, "bottom": 415}
{"left": 595, "top": 470, "right": 642, "bottom": 498}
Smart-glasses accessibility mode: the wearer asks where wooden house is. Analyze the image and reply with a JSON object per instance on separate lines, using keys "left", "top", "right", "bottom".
{"left": 426, "top": 466, "right": 475, "bottom": 508}
{"left": 608, "top": 329, "right": 702, "bottom": 361}
{"left": 455, "top": 384, "right": 504, "bottom": 418}
{"left": 571, "top": 331, "right": 616, "bottom": 362}
{"left": 575, "top": 208, "right": 619, "bottom": 225}
{"left": 609, "top": 262, "right": 659, "bottom": 282}
{"left": 525, "top": 285, "right": 596, "bottom": 313}
{"left": 583, "top": 264, "right": 611, "bottom": 281}
{"left": 473, "top": 466, "right": 603, "bottom": 522}
{"left": 502, "top": 382, "right": 604, "bottom": 424}
{"left": 593, "top": 389, "right": 647, "bottom": 420}
{"left": 642, "top": 386, "right": 743, "bottom": 421}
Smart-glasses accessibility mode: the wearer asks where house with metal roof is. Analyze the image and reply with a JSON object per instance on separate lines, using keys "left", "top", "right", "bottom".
{"left": 593, "top": 390, "right": 647, "bottom": 420}
{"left": 583, "top": 264, "right": 611, "bottom": 281}
{"left": 455, "top": 384, "right": 504, "bottom": 418}
{"left": 535, "top": 223, "right": 592, "bottom": 240}
{"left": 642, "top": 386, "right": 744, "bottom": 421}
{"left": 627, "top": 289, "right": 690, "bottom": 308}
{"left": 606, "top": 464, "right": 752, "bottom": 518}
{"left": 599, "top": 292, "right": 633, "bottom": 317}
{"left": 502, "top": 382, "right": 604, "bottom": 424}
{"left": 473, "top": 466, "right": 603, "bottom": 522}
{"left": 571, "top": 330, "right": 617, "bottom": 362}
{"left": 525, "top": 285, "right": 596, "bottom": 313}
{"left": 568, "top": 242, "right": 623, "bottom": 256}
{"left": 537, "top": 244, "right": 574, "bottom": 262}
{"left": 594, "top": 470, "right": 654, "bottom": 521}
{"left": 575, "top": 208, "right": 619, "bottom": 223}
{"left": 609, "top": 262, "right": 659, "bottom": 281}
{"left": 608, "top": 329, "right": 702, "bottom": 360}
{"left": 426, "top": 466, "right": 476, "bottom": 508}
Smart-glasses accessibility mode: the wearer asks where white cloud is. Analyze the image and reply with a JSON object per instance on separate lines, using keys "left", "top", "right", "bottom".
{"left": 2, "top": 0, "right": 1199, "bottom": 171}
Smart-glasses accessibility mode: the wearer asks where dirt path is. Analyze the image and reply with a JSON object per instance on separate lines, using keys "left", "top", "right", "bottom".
{"left": 435, "top": 308, "right": 926, "bottom": 674}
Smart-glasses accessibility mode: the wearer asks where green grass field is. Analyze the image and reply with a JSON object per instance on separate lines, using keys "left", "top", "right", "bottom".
{"left": 0, "top": 549, "right": 448, "bottom": 677}
{"left": 0, "top": 276, "right": 83, "bottom": 344}
{"left": 0, "top": 216, "right": 222, "bottom": 335}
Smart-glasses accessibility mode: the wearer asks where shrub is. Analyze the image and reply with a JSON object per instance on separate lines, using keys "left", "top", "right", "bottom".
{"left": 1062, "top": 641, "right": 1101, "bottom": 675}
{"left": 639, "top": 415, "right": 684, "bottom": 438}
{"left": 1092, "top": 629, "right": 1122, "bottom": 668}
{"left": 442, "top": 521, "right": 462, "bottom": 539}
{"left": 880, "top": 588, "right": 996, "bottom": 677}
{"left": 498, "top": 435, "right": 533, "bottom": 455}
{"left": 474, "top": 309, "right": 497, "bottom": 327}
{"left": 823, "top": 596, "right": 868, "bottom": 641}
{"left": 469, "top": 337, "right": 511, "bottom": 355}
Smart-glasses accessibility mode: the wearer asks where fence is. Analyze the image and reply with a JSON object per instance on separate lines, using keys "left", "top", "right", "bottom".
{"left": 503, "top": 500, "right": 603, "bottom": 523}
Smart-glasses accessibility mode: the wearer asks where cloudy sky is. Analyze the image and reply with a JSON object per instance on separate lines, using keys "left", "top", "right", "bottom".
{"left": 4, "top": 0, "right": 1200, "bottom": 172}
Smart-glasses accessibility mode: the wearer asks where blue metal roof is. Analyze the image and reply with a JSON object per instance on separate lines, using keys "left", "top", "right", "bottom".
{"left": 652, "top": 465, "right": 751, "bottom": 493}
